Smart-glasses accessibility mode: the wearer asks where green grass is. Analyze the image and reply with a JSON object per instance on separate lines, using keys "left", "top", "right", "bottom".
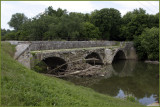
{"left": 1, "top": 42, "right": 143, "bottom": 106}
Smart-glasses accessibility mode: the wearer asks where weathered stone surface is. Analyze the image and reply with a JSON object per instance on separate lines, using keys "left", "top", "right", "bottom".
{"left": 14, "top": 44, "right": 31, "bottom": 59}
{"left": 7, "top": 41, "right": 138, "bottom": 70}
{"left": 29, "top": 41, "right": 117, "bottom": 51}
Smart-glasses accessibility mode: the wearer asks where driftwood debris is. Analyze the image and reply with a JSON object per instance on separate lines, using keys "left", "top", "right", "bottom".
{"left": 47, "top": 58, "right": 99, "bottom": 74}
{"left": 51, "top": 65, "right": 101, "bottom": 78}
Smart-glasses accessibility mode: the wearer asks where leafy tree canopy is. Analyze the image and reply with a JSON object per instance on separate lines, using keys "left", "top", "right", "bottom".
{"left": 8, "top": 13, "right": 28, "bottom": 31}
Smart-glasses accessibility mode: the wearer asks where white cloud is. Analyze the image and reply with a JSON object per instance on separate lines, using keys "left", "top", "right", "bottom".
{"left": 1, "top": 2, "right": 15, "bottom": 29}
{"left": 1, "top": 1, "right": 46, "bottom": 29}
{"left": 112, "top": 1, "right": 159, "bottom": 14}
{"left": 1, "top": 1, "right": 159, "bottom": 30}
{"left": 112, "top": 1, "right": 141, "bottom": 8}
{"left": 20, "top": 1, "right": 94, "bottom": 13}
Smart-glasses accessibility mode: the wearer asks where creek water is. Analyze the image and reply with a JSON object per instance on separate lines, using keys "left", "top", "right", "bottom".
{"left": 62, "top": 60, "right": 159, "bottom": 105}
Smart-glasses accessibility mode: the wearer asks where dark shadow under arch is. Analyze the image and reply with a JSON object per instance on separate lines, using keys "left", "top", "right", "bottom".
{"left": 113, "top": 50, "right": 126, "bottom": 62}
{"left": 112, "top": 50, "right": 126, "bottom": 72}
{"left": 43, "top": 57, "right": 67, "bottom": 73}
{"left": 85, "top": 52, "right": 103, "bottom": 65}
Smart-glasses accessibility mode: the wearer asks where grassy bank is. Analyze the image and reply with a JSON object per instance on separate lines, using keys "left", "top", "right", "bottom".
{"left": 1, "top": 42, "right": 142, "bottom": 106}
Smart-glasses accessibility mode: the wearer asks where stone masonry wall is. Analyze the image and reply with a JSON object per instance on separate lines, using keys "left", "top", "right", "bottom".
{"left": 29, "top": 41, "right": 117, "bottom": 51}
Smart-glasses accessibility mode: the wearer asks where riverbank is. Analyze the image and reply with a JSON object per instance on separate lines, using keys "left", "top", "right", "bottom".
{"left": 1, "top": 42, "right": 143, "bottom": 106}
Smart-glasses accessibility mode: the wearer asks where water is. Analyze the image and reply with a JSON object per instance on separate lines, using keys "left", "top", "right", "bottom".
{"left": 62, "top": 60, "right": 159, "bottom": 105}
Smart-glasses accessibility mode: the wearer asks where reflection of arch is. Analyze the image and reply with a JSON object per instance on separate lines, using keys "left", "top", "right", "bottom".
{"left": 112, "top": 50, "right": 126, "bottom": 73}
{"left": 42, "top": 57, "right": 67, "bottom": 72}
{"left": 112, "top": 60, "right": 126, "bottom": 73}
{"left": 85, "top": 52, "right": 103, "bottom": 65}
{"left": 112, "top": 50, "right": 126, "bottom": 63}
{"left": 112, "top": 60, "right": 136, "bottom": 76}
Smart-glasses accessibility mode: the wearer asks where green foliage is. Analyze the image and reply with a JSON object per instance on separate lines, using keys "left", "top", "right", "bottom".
{"left": 45, "top": 6, "right": 67, "bottom": 17}
{"left": 120, "top": 8, "right": 147, "bottom": 40}
{"left": 15, "top": 30, "right": 29, "bottom": 40}
{"left": 8, "top": 13, "right": 28, "bottom": 31}
{"left": 1, "top": 42, "right": 16, "bottom": 57}
{"left": 1, "top": 29, "right": 11, "bottom": 37}
{"left": 134, "top": 27, "right": 159, "bottom": 60}
{"left": 80, "top": 22, "right": 101, "bottom": 40}
{"left": 2, "top": 31, "right": 16, "bottom": 40}
{"left": 120, "top": 8, "right": 159, "bottom": 41}
{"left": 1, "top": 42, "right": 142, "bottom": 106}
{"left": 126, "top": 95, "right": 137, "bottom": 103}
{"left": 134, "top": 36, "right": 147, "bottom": 60}
{"left": 91, "top": 8, "right": 121, "bottom": 40}
{"left": 23, "top": 15, "right": 58, "bottom": 41}
{"left": 33, "top": 61, "right": 47, "bottom": 73}
{"left": 2, "top": 7, "right": 159, "bottom": 42}
{"left": 147, "top": 13, "right": 159, "bottom": 28}
{"left": 44, "top": 12, "right": 84, "bottom": 41}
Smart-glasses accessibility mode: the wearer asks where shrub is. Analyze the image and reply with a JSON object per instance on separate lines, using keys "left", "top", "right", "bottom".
{"left": 126, "top": 95, "right": 137, "bottom": 102}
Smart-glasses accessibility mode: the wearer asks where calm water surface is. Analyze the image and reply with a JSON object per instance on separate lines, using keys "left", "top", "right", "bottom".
{"left": 62, "top": 60, "right": 159, "bottom": 105}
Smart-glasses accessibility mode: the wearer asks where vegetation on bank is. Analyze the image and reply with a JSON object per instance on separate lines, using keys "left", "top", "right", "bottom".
{"left": 1, "top": 42, "right": 142, "bottom": 106}
{"left": 134, "top": 27, "right": 159, "bottom": 61}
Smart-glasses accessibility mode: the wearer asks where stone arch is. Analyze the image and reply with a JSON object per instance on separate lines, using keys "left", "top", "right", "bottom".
{"left": 111, "top": 50, "right": 126, "bottom": 72}
{"left": 85, "top": 52, "right": 103, "bottom": 65}
{"left": 112, "top": 50, "right": 126, "bottom": 62}
{"left": 42, "top": 56, "right": 67, "bottom": 72}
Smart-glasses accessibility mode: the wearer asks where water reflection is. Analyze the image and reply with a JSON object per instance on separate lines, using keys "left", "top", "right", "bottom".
{"left": 139, "top": 94, "right": 157, "bottom": 105}
{"left": 62, "top": 60, "right": 159, "bottom": 105}
{"left": 116, "top": 89, "right": 125, "bottom": 98}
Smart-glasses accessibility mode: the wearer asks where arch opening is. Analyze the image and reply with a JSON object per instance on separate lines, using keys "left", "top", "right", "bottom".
{"left": 42, "top": 57, "right": 67, "bottom": 73}
{"left": 112, "top": 50, "right": 126, "bottom": 72}
{"left": 85, "top": 52, "right": 103, "bottom": 65}
{"left": 113, "top": 50, "right": 126, "bottom": 62}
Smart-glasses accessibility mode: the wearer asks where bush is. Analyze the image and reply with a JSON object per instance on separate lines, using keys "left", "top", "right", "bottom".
{"left": 32, "top": 61, "right": 47, "bottom": 73}
{"left": 2, "top": 32, "right": 16, "bottom": 40}
{"left": 126, "top": 94, "right": 137, "bottom": 103}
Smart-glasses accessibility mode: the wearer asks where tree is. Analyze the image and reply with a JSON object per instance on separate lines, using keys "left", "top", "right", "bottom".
{"left": 147, "top": 13, "right": 159, "bottom": 28}
{"left": 44, "top": 13, "right": 84, "bottom": 41}
{"left": 1, "top": 29, "right": 7, "bottom": 37}
{"left": 83, "top": 13, "right": 91, "bottom": 22}
{"left": 6, "top": 7, "right": 158, "bottom": 42}
{"left": 134, "top": 27, "right": 159, "bottom": 60}
{"left": 56, "top": 8, "right": 67, "bottom": 17}
{"left": 2, "top": 32, "right": 16, "bottom": 40}
{"left": 91, "top": 8, "right": 121, "bottom": 40}
{"left": 14, "top": 30, "right": 29, "bottom": 40}
{"left": 45, "top": 6, "right": 67, "bottom": 17}
{"left": 120, "top": 8, "right": 150, "bottom": 40}
{"left": 21, "top": 15, "right": 58, "bottom": 41}
{"left": 1, "top": 29, "right": 11, "bottom": 37}
{"left": 8, "top": 13, "right": 28, "bottom": 31}
{"left": 154, "top": 13, "right": 159, "bottom": 27}
{"left": 45, "top": 6, "right": 57, "bottom": 16}
{"left": 79, "top": 22, "right": 101, "bottom": 40}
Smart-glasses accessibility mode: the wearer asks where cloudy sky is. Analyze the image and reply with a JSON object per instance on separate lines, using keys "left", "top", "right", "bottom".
{"left": 1, "top": 1, "right": 159, "bottom": 30}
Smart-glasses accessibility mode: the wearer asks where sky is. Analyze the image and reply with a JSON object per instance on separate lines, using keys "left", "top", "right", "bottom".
{"left": 1, "top": 1, "right": 159, "bottom": 30}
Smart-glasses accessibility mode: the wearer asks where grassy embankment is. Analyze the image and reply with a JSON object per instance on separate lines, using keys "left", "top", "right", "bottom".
{"left": 1, "top": 42, "right": 143, "bottom": 106}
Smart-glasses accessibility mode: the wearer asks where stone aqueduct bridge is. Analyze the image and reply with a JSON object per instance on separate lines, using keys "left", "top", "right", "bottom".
{"left": 9, "top": 41, "right": 137, "bottom": 70}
